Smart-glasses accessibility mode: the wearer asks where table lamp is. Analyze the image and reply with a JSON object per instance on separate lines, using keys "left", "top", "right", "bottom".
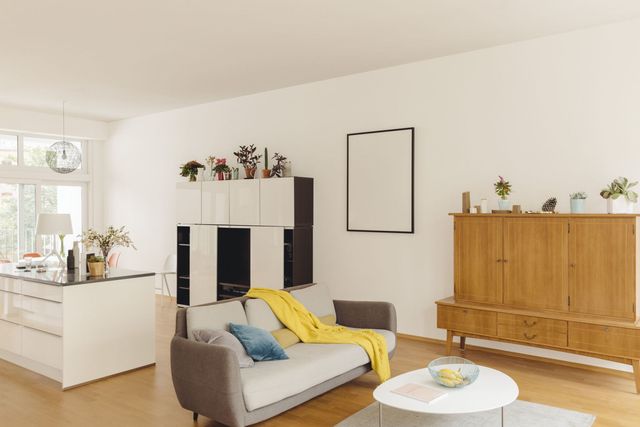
{"left": 36, "top": 213, "right": 73, "bottom": 266}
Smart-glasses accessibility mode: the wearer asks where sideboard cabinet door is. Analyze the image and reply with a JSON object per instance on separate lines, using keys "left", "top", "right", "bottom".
{"left": 190, "top": 225, "right": 217, "bottom": 305}
{"left": 503, "top": 218, "right": 569, "bottom": 312}
{"left": 569, "top": 219, "right": 636, "bottom": 319}
{"left": 454, "top": 217, "right": 503, "bottom": 304}
{"left": 176, "top": 182, "right": 202, "bottom": 224}
{"left": 260, "top": 178, "right": 295, "bottom": 227}
{"left": 229, "top": 180, "right": 260, "bottom": 225}
{"left": 202, "top": 181, "right": 230, "bottom": 225}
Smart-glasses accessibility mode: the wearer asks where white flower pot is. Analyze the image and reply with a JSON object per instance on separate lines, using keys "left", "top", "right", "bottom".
{"left": 607, "top": 197, "right": 635, "bottom": 214}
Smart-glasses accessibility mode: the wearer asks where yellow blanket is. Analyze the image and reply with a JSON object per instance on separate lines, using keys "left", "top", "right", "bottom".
{"left": 246, "top": 288, "right": 390, "bottom": 382}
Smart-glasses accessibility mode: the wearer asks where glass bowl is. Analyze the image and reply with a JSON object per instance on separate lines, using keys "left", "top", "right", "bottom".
{"left": 427, "top": 356, "right": 479, "bottom": 388}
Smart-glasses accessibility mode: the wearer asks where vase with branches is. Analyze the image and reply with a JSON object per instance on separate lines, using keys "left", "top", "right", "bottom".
{"left": 270, "top": 152, "right": 288, "bottom": 177}
{"left": 233, "top": 144, "right": 262, "bottom": 179}
{"left": 494, "top": 175, "right": 512, "bottom": 210}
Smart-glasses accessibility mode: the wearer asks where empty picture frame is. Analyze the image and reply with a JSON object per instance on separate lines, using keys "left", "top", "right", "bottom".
{"left": 347, "top": 127, "right": 414, "bottom": 233}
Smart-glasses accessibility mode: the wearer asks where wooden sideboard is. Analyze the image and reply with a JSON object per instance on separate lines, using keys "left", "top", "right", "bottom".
{"left": 436, "top": 213, "right": 640, "bottom": 393}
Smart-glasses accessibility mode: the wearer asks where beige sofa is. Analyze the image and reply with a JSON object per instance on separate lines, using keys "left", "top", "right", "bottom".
{"left": 170, "top": 284, "right": 397, "bottom": 426}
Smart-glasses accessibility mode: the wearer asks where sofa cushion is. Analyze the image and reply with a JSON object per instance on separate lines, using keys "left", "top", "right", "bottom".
{"left": 191, "top": 329, "right": 255, "bottom": 368}
{"left": 229, "top": 323, "right": 289, "bottom": 362}
{"left": 245, "top": 299, "right": 284, "bottom": 331}
{"left": 239, "top": 328, "right": 395, "bottom": 411}
{"left": 186, "top": 301, "right": 248, "bottom": 340}
{"left": 290, "top": 283, "right": 335, "bottom": 318}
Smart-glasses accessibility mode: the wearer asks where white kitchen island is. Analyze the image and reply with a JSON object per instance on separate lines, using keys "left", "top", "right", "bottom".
{"left": 0, "top": 264, "right": 155, "bottom": 389}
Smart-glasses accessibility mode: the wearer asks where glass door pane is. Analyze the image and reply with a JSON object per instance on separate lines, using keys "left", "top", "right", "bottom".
{"left": 0, "top": 183, "right": 17, "bottom": 262}
{"left": 40, "top": 185, "right": 83, "bottom": 255}
{"left": 0, "top": 134, "right": 18, "bottom": 166}
{"left": 20, "top": 184, "right": 37, "bottom": 256}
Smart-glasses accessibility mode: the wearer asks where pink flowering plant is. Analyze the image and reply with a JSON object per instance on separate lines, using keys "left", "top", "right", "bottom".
{"left": 494, "top": 176, "right": 512, "bottom": 200}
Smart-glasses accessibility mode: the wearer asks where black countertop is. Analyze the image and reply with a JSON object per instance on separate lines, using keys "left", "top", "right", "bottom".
{"left": 0, "top": 263, "right": 155, "bottom": 286}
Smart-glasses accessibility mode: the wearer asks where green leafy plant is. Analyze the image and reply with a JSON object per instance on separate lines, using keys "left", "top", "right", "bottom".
{"left": 600, "top": 177, "right": 638, "bottom": 202}
{"left": 494, "top": 176, "right": 512, "bottom": 199}
{"left": 233, "top": 144, "right": 262, "bottom": 169}
{"left": 81, "top": 226, "right": 137, "bottom": 259}
{"left": 180, "top": 160, "right": 204, "bottom": 182}
{"left": 212, "top": 158, "right": 231, "bottom": 173}
{"left": 87, "top": 255, "right": 105, "bottom": 263}
{"left": 569, "top": 192, "right": 587, "bottom": 200}
{"left": 270, "top": 153, "right": 288, "bottom": 177}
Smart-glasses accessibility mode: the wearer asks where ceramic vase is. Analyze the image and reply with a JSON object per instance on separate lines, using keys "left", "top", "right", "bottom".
{"left": 607, "top": 197, "right": 635, "bottom": 214}
{"left": 570, "top": 198, "right": 586, "bottom": 213}
{"left": 497, "top": 198, "right": 511, "bottom": 211}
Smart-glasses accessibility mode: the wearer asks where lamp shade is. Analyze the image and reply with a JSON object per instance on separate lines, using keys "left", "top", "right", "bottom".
{"left": 35, "top": 213, "right": 73, "bottom": 235}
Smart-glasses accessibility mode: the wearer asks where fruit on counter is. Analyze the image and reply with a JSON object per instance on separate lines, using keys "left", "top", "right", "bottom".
{"left": 437, "top": 368, "right": 466, "bottom": 387}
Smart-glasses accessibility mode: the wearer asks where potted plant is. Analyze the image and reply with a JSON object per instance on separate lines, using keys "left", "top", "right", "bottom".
{"left": 81, "top": 226, "right": 136, "bottom": 273}
{"left": 87, "top": 255, "right": 105, "bottom": 277}
{"left": 569, "top": 192, "right": 587, "bottom": 213}
{"left": 205, "top": 156, "right": 216, "bottom": 181}
{"left": 213, "top": 158, "right": 231, "bottom": 180}
{"left": 270, "top": 152, "right": 288, "bottom": 178}
{"left": 233, "top": 144, "right": 262, "bottom": 179}
{"left": 600, "top": 177, "right": 638, "bottom": 214}
{"left": 494, "top": 175, "right": 512, "bottom": 210}
{"left": 180, "top": 160, "right": 205, "bottom": 182}
{"left": 262, "top": 147, "right": 271, "bottom": 178}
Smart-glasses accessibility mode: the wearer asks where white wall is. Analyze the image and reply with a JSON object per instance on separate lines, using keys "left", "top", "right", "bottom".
{"left": 105, "top": 19, "right": 640, "bottom": 371}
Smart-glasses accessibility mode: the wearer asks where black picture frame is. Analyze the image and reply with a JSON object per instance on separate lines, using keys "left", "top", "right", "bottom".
{"left": 346, "top": 127, "right": 415, "bottom": 234}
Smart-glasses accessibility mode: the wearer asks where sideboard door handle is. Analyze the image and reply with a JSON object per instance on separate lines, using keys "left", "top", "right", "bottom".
{"left": 523, "top": 320, "right": 538, "bottom": 327}
{"left": 523, "top": 333, "right": 537, "bottom": 340}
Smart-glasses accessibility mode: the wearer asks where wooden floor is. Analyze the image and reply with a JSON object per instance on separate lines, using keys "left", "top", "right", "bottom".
{"left": 0, "top": 295, "right": 639, "bottom": 427}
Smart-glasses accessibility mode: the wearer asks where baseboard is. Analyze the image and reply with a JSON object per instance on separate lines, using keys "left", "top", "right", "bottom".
{"left": 396, "top": 333, "right": 634, "bottom": 379}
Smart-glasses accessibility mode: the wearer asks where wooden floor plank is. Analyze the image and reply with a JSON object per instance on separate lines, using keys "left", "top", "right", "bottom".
{"left": 0, "top": 295, "right": 638, "bottom": 426}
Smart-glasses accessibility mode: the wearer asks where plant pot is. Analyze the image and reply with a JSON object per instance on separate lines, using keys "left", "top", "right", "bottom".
{"left": 88, "top": 262, "right": 105, "bottom": 277}
{"left": 189, "top": 174, "right": 197, "bottom": 182}
{"left": 607, "top": 197, "right": 635, "bottom": 214}
{"left": 570, "top": 198, "right": 586, "bottom": 213}
{"left": 262, "top": 169, "right": 271, "bottom": 178}
{"left": 244, "top": 167, "right": 256, "bottom": 179}
{"left": 497, "top": 198, "right": 511, "bottom": 211}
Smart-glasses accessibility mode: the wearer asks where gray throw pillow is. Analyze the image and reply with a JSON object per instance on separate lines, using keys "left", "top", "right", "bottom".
{"left": 192, "top": 329, "right": 255, "bottom": 368}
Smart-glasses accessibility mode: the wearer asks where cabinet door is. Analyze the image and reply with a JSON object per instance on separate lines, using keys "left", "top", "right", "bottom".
{"left": 202, "top": 181, "right": 230, "bottom": 224}
{"left": 250, "top": 227, "right": 284, "bottom": 289}
{"left": 190, "top": 225, "right": 217, "bottom": 305}
{"left": 176, "top": 182, "right": 202, "bottom": 224}
{"left": 454, "top": 217, "right": 503, "bottom": 304}
{"left": 569, "top": 219, "right": 636, "bottom": 319}
{"left": 229, "top": 180, "right": 260, "bottom": 225}
{"left": 503, "top": 218, "right": 568, "bottom": 311}
{"left": 260, "top": 178, "right": 294, "bottom": 227}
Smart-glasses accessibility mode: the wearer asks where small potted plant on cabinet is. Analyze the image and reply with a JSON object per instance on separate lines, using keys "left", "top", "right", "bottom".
{"left": 213, "top": 158, "right": 231, "bottom": 180}
{"left": 87, "top": 255, "right": 105, "bottom": 277}
{"left": 270, "top": 152, "right": 288, "bottom": 178}
{"left": 233, "top": 144, "right": 262, "bottom": 179}
{"left": 262, "top": 148, "right": 271, "bottom": 178}
{"left": 179, "top": 160, "right": 205, "bottom": 182}
{"left": 569, "top": 192, "right": 587, "bottom": 213}
{"left": 600, "top": 177, "right": 638, "bottom": 213}
{"left": 494, "top": 175, "right": 512, "bottom": 211}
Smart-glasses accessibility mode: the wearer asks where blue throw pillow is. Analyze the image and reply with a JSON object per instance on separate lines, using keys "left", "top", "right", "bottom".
{"left": 229, "top": 323, "right": 289, "bottom": 361}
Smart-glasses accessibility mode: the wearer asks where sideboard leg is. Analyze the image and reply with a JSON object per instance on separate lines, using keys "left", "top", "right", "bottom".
{"left": 632, "top": 360, "right": 640, "bottom": 394}
{"left": 459, "top": 336, "right": 466, "bottom": 351}
{"left": 445, "top": 330, "right": 453, "bottom": 355}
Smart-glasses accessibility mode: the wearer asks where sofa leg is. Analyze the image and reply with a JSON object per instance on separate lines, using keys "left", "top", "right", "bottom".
{"left": 193, "top": 412, "right": 198, "bottom": 421}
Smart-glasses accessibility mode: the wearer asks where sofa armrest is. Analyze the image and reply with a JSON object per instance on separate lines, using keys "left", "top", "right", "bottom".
{"left": 170, "top": 336, "right": 246, "bottom": 427}
{"left": 333, "top": 300, "right": 397, "bottom": 334}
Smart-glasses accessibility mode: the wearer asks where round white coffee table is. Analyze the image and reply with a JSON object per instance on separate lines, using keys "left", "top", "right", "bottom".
{"left": 373, "top": 366, "right": 518, "bottom": 426}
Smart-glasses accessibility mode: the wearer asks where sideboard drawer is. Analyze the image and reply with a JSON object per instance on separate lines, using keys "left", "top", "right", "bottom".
{"left": 0, "top": 277, "right": 21, "bottom": 293}
{"left": 20, "top": 295, "right": 62, "bottom": 336}
{"left": 0, "top": 319, "right": 21, "bottom": 354}
{"left": 437, "top": 306, "right": 497, "bottom": 336}
{"left": 497, "top": 314, "right": 567, "bottom": 347}
{"left": 22, "top": 327, "right": 62, "bottom": 369}
{"left": 0, "top": 290, "right": 21, "bottom": 323}
{"left": 21, "top": 281, "right": 63, "bottom": 303}
{"left": 569, "top": 322, "right": 640, "bottom": 359}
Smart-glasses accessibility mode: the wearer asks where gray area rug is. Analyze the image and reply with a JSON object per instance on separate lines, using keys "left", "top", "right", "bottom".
{"left": 336, "top": 400, "right": 595, "bottom": 427}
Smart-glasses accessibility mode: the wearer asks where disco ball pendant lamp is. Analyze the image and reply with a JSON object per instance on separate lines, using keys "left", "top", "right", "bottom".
{"left": 46, "top": 102, "right": 81, "bottom": 174}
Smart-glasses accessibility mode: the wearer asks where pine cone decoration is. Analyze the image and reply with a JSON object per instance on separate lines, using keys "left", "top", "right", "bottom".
{"left": 542, "top": 197, "right": 557, "bottom": 212}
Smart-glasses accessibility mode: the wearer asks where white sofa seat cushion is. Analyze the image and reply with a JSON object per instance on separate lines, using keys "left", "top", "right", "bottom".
{"left": 290, "top": 283, "right": 336, "bottom": 318}
{"left": 186, "top": 301, "right": 248, "bottom": 340}
{"left": 240, "top": 328, "right": 395, "bottom": 411}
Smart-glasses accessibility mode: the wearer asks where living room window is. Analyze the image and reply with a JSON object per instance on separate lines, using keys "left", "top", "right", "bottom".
{"left": 0, "top": 131, "right": 90, "bottom": 262}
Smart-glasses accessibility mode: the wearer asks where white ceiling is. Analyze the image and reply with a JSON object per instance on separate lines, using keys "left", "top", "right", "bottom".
{"left": 2, "top": 0, "right": 640, "bottom": 122}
